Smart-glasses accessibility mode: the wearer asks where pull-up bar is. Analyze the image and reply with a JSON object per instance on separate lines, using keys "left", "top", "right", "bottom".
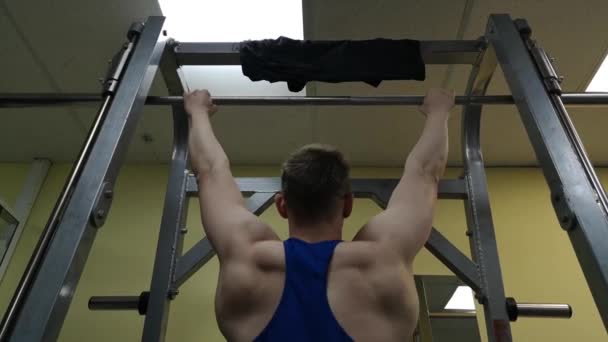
{"left": 1, "top": 92, "right": 608, "bottom": 107}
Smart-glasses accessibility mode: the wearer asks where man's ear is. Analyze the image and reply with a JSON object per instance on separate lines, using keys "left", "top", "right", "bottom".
{"left": 342, "top": 193, "right": 354, "bottom": 218}
{"left": 275, "top": 192, "right": 288, "bottom": 219}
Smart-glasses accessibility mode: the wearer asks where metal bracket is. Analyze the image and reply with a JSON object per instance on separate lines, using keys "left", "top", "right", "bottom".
{"left": 101, "top": 23, "right": 143, "bottom": 96}
{"left": 514, "top": 18, "right": 532, "bottom": 39}
{"left": 90, "top": 181, "right": 114, "bottom": 228}
{"left": 514, "top": 18, "right": 563, "bottom": 94}
{"left": 127, "top": 22, "right": 144, "bottom": 41}
{"left": 527, "top": 40, "right": 563, "bottom": 94}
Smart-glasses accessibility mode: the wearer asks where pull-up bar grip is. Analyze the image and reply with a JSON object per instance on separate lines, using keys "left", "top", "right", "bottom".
{"left": 506, "top": 297, "right": 572, "bottom": 321}
{"left": 2, "top": 93, "right": 608, "bottom": 108}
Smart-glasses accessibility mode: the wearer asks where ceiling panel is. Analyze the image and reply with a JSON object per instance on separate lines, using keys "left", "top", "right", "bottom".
{"left": 2, "top": 0, "right": 162, "bottom": 92}
{"left": 0, "top": 5, "right": 88, "bottom": 162}
{"left": 0, "top": 6, "right": 52, "bottom": 92}
{"left": 0, "top": 106, "right": 89, "bottom": 161}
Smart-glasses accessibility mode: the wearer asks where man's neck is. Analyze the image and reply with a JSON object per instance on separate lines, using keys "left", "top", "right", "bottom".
{"left": 289, "top": 220, "right": 342, "bottom": 243}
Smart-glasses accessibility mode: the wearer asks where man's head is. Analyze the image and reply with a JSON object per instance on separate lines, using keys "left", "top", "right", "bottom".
{"left": 275, "top": 144, "right": 353, "bottom": 226}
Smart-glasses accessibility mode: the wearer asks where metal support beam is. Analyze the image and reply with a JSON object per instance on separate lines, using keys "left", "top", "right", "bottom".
{"left": 0, "top": 201, "right": 17, "bottom": 226}
{"left": 141, "top": 40, "right": 190, "bottom": 342}
{"left": 425, "top": 230, "right": 481, "bottom": 293}
{"left": 505, "top": 298, "right": 572, "bottom": 321}
{"left": 88, "top": 296, "right": 140, "bottom": 311}
{"left": 88, "top": 292, "right": 149, "bottom": 315}
{"left": 174, "top": 192, "right": 276, "bottom": 288}
{"left": 462, "top": 20, "right": 511, "bottom": 341}
{"left": 186, "top": 176, "right": 467, "bottom": 200}
{"left": 414, "top": 277, "right": 434, "bottom": 342}
{"left": 489, "top": 14, "right": 608, "bottom": 331}
{"left": 5, "top": 17, "right": 168, "bottom": 342}
{"left": 180, "top": 177, "right": 479, "bottom": 294}
{"left": 173, "top": 40, "right": 484, "bottom": 66}
{"left": 362, "top": 186, "right": 481, "bottom": 295}
{"left": 4, "top": 92, "right": 608, "bottom": 108}
{"left": 0, "top": 159, "right": 50, "bottom": 283}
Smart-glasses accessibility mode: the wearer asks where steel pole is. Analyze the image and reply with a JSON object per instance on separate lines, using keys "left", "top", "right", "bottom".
{"left": 3, "top": 93, "right": 608, "bottom": 107}
{"left": 0, "top": 95, "right": 113, "bottom": 339}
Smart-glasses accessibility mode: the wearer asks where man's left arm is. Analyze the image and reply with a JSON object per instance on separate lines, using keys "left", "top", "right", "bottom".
{"left": 186, "top": 90, "right": 278, "bottom": 262}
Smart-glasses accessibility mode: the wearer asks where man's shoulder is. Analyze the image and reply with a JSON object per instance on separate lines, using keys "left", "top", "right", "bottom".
{"left": 333, "top": 240, "right": 403, "bottom": 270}
{"left": 250, "top": 239, "right": 285, "bottom": 270}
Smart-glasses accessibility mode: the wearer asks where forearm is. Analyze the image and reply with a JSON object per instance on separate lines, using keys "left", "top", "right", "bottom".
{"left": 405, "top": 111, "right": 449, "bottom": 181}
{"left": 188, "top": 110, "right": 229, "bottom": 175}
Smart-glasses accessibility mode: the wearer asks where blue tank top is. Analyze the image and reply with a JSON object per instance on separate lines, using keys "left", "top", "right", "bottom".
{"left": 254, "top": 238, "right": 353, "bottom": 342}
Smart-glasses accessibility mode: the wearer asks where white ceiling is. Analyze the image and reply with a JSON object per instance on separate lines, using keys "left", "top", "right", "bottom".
{"left": 2, "top": 0, "right": 608, "bottom": 166}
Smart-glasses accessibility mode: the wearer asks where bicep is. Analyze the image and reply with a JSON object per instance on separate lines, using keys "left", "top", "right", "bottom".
{"left": 355, "top": 167, "right": 438, "bottom": 262}
{"left": 196, "top": 166, "right": 277, "bottom": 259}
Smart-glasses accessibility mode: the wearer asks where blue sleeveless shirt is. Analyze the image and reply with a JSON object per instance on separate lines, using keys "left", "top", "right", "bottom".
{"left": 254, "top": 238, "right": 353, "bottom": 341}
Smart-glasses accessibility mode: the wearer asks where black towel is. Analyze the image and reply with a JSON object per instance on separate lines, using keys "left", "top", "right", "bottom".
{"left": 240, "top": 36, "right": 425, "bottom": 92}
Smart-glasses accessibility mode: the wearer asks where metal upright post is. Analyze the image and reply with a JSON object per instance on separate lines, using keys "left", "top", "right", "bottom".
{"left": 5, "top": 17, "right": 168, "bottom": 342}
{"left": 460, "top": 35, "right": 512, "bottom": 341}
{"left": 489, "top": 14, "right": 608, "bottom": 330}
{"left": 141, "top": 40, "right": 190, "bottom": 342}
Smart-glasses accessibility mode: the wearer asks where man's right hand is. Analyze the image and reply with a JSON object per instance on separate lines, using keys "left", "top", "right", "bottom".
{"left": 419, "top": 88, "right": 455, "bottom": 116}
{"left": 184, "top": 89, "right": 218, "bottom": 117}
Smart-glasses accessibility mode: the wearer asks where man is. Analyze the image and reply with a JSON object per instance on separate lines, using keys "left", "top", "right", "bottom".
{"left": 185, "top": 88, "right": 454, "bottom": 341}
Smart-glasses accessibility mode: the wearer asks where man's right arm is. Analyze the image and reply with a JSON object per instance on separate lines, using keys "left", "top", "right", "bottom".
{"left": 354, "top": 88, "right": 454, "bottom": 265}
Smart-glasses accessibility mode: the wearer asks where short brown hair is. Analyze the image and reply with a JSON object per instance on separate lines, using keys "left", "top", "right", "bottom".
{"left": 280, "top": 144, "right": 351, "bottom": 223}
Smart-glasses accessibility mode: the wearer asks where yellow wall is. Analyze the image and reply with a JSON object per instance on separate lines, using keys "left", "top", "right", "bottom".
{"left": 0, "top": 163, "right": 605, "bottom": 341}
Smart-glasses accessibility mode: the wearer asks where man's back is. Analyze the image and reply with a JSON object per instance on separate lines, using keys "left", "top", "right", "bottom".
{"left": 185, "top": 88, "right": 453, "bottom": 341}
{"left": 215, "top": 238, "right": 419, "bottom": 341}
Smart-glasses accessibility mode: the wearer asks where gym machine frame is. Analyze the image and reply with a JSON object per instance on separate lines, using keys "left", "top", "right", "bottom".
{"left": 0, "top": 14, "right": 606, "bottom": 342}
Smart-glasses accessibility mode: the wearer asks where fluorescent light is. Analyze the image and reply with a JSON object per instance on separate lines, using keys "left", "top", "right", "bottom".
{"left": 444, "top": 286, "right": 476, "bottom": 311}
{"left": 587, "top": 53, "right": 608, "bottom": 91}
{"left": 158, "top": 0, "right": 305, "bottom": 96}
{"left": 158, "top": 0, "right": 303, "bottom": 42}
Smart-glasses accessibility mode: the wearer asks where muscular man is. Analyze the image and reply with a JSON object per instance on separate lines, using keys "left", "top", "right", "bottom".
{"left": 185, "top": 88, "right": 454, "bottom": 341}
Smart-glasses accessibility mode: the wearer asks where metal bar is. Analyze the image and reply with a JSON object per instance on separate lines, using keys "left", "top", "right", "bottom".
{"left": 505, "top": 297, "right": 572, "bottom": 321}
{"left": 142, "top": 39, "right": 190, "bottom": 342}
{"left": 88, "top": 292, "right": 149, "bottom": 315}
{"left": 561, "top": 92, "right": 608, "bottom": 104}
{"left": 174, "top": 192, "right": 276, "bottom": 288}
{"left": 21, "top": 93, "right": 608, "bottom": 106}
{"left": 0, "top": 96, "right": 114, "bottom": 341}
{"left": 186, "top": 176, "right": 467, "bottom": 200}
{"left": 5, "top": 93, "right": 608, "bottom": 107}
{"left": 414, "top": 277, "right": 434, "bottom": 342}
{"left": 174, "top": 238, "right": 214, "bottom": 289}
{"left": 429, "top": 311, "right": 477, "bottom": 318}
{"left": 181, "top": 176, "right": 478, "bottom": 296}
{"left": 88, "top": 296, "right": 140, "bottom": 311}
{"left": 362, "top": 188, "right": 482, "bottom": 297}
{"left": 426, "top": 229, "right": 481, "bottom": 293}
{"left": 174, "top": 40, "right": 483, "bottom": 65}
{"left": 0, "top": 159, "right": 50, "bottom": 283}
{"left": 489, "top": 14, "right": 608, "bottom": 331}
{"left": 462, "top": 21, "right": 512, "bottom": 341}
{"left": 514, "top": 303, "right": 572, "bottom": 319}
{"left": 0, "top": 201, "right": 18, "bottom": 225}
{"left": 6, "top": 17, "right": 168, "bottom": 342}
{"left": 174, "top": 42, "right": 241, "bottom": 65}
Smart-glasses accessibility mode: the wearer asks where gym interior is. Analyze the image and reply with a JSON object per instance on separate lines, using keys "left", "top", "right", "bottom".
{"left": 1, "top": 1, "right": 608, "bottom": 341}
